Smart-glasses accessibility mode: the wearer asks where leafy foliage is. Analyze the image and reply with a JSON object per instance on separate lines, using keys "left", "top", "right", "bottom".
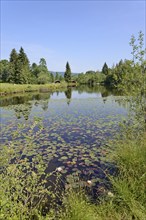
{"left": 104, "top": 31, "right": 146, "bottom": 90}
{"left": 0, "top": 119, "right": 64, "bottom": 219}
{"left": 0, "top": 60, "right": 10, "bottom": 83}
{"left": 77, "top": 71, "right": 105, "bottom": 85}
{"left": 0, "top": 31, "right": 146, "bottom": 219}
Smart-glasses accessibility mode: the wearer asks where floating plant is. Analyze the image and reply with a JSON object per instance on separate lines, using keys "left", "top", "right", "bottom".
{"left": 0, "top": 87, "right": 128, "bottom": 195}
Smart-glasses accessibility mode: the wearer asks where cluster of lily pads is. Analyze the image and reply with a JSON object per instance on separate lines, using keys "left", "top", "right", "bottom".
{"left": 1, "top": 95, "right": 128, "bottom": 198}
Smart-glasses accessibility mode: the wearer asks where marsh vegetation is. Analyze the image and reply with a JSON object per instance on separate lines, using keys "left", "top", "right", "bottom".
{"left": 0, "top": 31, "right": 146, "bottom": 219}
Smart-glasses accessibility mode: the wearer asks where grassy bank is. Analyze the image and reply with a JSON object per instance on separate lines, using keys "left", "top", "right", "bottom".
{"left": 60, "top": 132, "right": 146, "bottom": 220}
{"left": 1, "top": 123, "right": 145, "bottom": 219}
{"left": 0, "top": 82, "right": 68, "bottom": 95}
{"left": 0, "top": 95, "right": 146, "bottom": 219}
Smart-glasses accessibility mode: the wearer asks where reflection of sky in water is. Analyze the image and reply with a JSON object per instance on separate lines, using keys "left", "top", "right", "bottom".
{"left": 30, "top": 97, "right": 127, "bottom": 120}
{"left": 0, "top": 93, "right": 128, "bottom": 125}
{"left": 51, "top": 90, "right": 102, "bottom": 99}
{"left": 0, "top": 89, "right": 129, "bottom": 192}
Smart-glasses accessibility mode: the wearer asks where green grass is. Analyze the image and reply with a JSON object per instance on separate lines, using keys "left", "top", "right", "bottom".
{"left": 1, "top": 127, "right": 145, "bottom": 220}
{"left": 0, "top": 106, "right": 146, "bottom": 219}
{"left": 0, "top": 82, "right": 67, "bottom": 95}
{"left": 59, "top": 133, "right": 146, "bottom": 220}
{"left": 1, "top": 133, "right": 145, "bottom": 220}
{"left": 60, "top": 190, "right": 99, "bottom": 220}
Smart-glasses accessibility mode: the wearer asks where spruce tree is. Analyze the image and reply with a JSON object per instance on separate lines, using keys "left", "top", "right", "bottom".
{"left": 16, "top": 47, "right": 31, "bottom": 84}
{"left": 9, "top": 48, "right": 18, "bottom": 83}
{"left": 102, "top": 62, "right": 109, "bottom": 75}
{"left": 64, "top": 62, "right": 71, "bottom": 82}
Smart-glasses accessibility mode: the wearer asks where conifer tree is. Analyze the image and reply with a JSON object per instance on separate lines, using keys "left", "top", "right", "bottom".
{"left": 16, "top": 47, "right": 31, "bottom": 84}
{"left": 102, "top": 62, "right": 109, "bottom": 75}
{"left": 9, "top": 48, "right": 18, "bottom": 83}
{"left": 64, "top": 62, "right": 71, "bottom": 82}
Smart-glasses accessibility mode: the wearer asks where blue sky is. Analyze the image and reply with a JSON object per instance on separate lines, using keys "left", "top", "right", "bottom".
{"left": 1, "top": 0, "right": 145, "bottom": 72}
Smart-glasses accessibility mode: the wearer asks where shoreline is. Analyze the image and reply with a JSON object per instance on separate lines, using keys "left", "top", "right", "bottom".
{"left": 0, "top": 82, "right": 70, "bottom": 96}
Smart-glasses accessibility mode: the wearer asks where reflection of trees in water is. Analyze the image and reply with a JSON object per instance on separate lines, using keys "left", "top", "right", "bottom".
{"left": 0, "top": 85, "right": 130, "bottom": 117}
{"left": 0, "top": 95, "right": 32, "bottom": 107}
{"left": 1, "top": 93, "right": 51, "bottom": 120}
{"left": 13, "top": 103, "right": 32, "bottom": 120}
{"left": 64, "top": 87, "right": 72, "bottom": 105}
{"left": 74, "top": 84, "right": 129, "bottom": 108}
{"left": 101, "top": 90, "right": 110, "bottom": 98}
{"left": 76, "top": 84, "right": 100, "bottom": 94}
{"left": 75, "top": 84, "right": 123, "bottom": 97}
{"left": 33, "top": 93, "right": 50, "bottom": 111}
{"left": 56, "top": 91, "right": 59, "bottom": 96}
{"left": 114, "top": 98, "right": 129, "bottom": 109}
{"left": 38, "top": 100, "right": 49, "bottom": 111}
{"left": 0, "top": 93, "right": 51, "bottom": 107}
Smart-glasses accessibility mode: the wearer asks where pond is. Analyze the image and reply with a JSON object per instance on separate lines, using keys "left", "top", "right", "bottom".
{"left": 0, "top": 85, "right": 128, "bottom": 198}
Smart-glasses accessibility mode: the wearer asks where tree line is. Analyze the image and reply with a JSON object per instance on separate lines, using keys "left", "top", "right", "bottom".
{"left": 0, "top": 31, "right": 145, "bottom": 89}
{"left": 0, "top": 47, "right": 72, "bottom": 84}
{"left": 76, "top": 31, "right": 145, "bottom": 89}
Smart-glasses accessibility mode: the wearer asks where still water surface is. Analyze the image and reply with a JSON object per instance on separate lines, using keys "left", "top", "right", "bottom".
{"left": 0, "top": 85, "right": 128, "bottom": 193}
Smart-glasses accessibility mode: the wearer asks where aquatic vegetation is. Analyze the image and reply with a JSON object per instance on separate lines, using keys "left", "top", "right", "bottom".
{"left": 1, "top": 91, "right": 128, "bottom": 193}
{"left": 0, "top": 87, "right": 130, "bottom": 218}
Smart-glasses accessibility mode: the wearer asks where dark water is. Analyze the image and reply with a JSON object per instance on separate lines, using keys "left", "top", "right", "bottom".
{"left": 0, "top": 85, "right": 128, "bottom": 200}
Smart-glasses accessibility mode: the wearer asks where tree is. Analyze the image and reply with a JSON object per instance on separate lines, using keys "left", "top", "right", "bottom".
{"left": 59, "top": 75, "right": 63, "bottom": 81}
{"left": 129, "top": 34, "right": 138, "bottom": 64}
{"left": 9, "top": 48, "right": 18, "bottom": 83}
{"left": 31, "top": 63, "right": 39, "bottom": 79}
{"left": 102, "top": 62, "right": 109, "bottom": 75}
{"left": 39, "top": 58, "right": 47, "bottom": 67}
{"left": 0, "top": 60, "right": 10, "bottom": 82}
{"left": 50, "top": 73, "right": 54, "bottom": 83}
{"left": 129, "top": 31, "right": 146, "bottom": 73}
{"left": 37, "top": 58, "right": 51, "bottom": 84}
{"left": 104, "top": 59, "right": 133, "bottom": 87}
{"left": 18, "top": 47, "right": 29, "bottom": 66}
{"left": 8, "top": 47, "right": 31, "bottom": 84}
{"left": 55, "top": 72, "right": 59, "bottom": 81}
{"left": 64, "top": 62, "right": 71, "bottom": 82}
{"left": 37, "top": 72, "right": 50, "bottom": 84}
{"left": 15, "top": 47, "right": 31, "bottom": 84}
{"left": 137, "top": 31, "right": 145, "bottom": 65}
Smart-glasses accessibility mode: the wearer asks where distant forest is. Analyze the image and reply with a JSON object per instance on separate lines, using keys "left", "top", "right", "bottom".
{"left": 0, "top": 31, "right": 145, "bottom": 89}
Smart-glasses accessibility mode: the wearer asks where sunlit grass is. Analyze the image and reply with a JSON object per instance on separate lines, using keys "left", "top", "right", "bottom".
{"left": 0, "top": 82, "right": 67, "bottom": 94}
{"left": 60, "top": 133, "right": 146, "bottom": 220}
{"left": 0, "top": 85, "right": 146, "bottom": 219}
{"left": 60, "top": 190, "right": 99, "bottom": 220}
{"left": 1, "top": 123, "right": 146, "bottom": 219}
